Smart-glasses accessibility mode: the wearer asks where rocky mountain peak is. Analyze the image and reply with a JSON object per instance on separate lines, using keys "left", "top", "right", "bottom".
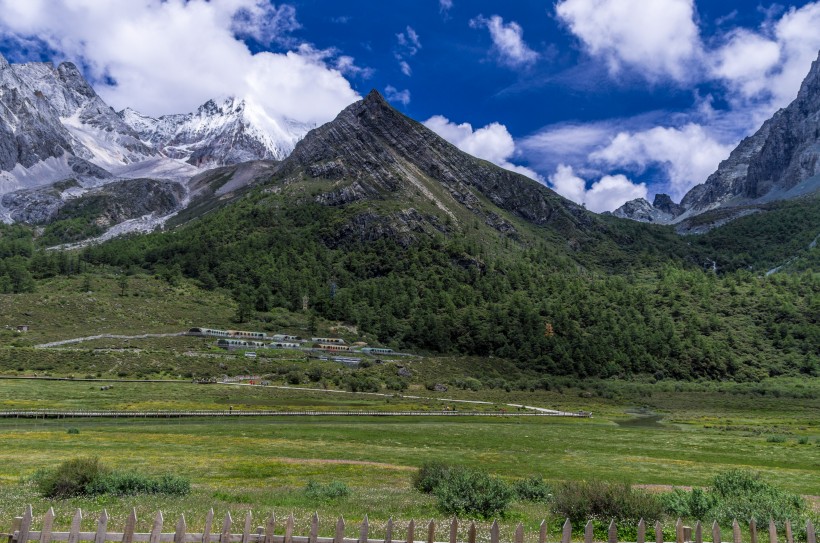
{"left": 0, "top": 52, "right": 9, "bottom": 70}
{"left": 279, "top": 90, "right": 589, "bottom": 235}
{"left": 796, "top": 51, "right": 820, "bottom": 100}
{"left": 55, "top": 61, "right": 96, "bottom": 101}
{"left": 615, "top": 49, "right": 820, "bottom": 229}
{"left": 652, "top": 194, "right": 684, "bottom": 216}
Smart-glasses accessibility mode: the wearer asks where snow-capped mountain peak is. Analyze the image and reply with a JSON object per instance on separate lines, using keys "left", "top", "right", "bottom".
{"left": 120, "top": 95, "right": 313, "bottom": 168}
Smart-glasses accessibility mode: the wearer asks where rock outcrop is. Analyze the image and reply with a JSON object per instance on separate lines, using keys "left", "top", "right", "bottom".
{"left": 615, "top": 51, "right": 820, "bottom": 227}
{"left": 277, "top": 90, "right": 592, "bottom": 237}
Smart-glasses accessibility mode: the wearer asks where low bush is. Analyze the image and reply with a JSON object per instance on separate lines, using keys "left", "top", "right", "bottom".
{"left": 87, "top": 472, "right": 190, "bottom": 496}
{"left": 433, "top": 467, "right": 514, "bottom": 519}
{"left": 660, "top": 470, "right": 806, "bottom": 529}
{"left": 33, "top": 457, "right": 190, "bottom": 499}
{"left": 413, "top": 462, "right": 513, "bottom": 519}
{"left": 305, "top": 480, "right": 351, "bottom": 501}
{"left": 33, "top": 457, "right": 106, "bottom": 499}
{"left": 552, "top": 480, "right": 664, "bottom": 524}
{"left": 513, "top": 476, "right": 552, "bottom": 503}
{"left": 413, "top": 462, "right": 452, "bottom": 493}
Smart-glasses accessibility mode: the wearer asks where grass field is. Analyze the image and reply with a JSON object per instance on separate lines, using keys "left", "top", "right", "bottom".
{"left": 0, "top": 379, "right": 817, "bottom": 538}
{"left": 1, "top": 275, "right": 818, "bottom": 538}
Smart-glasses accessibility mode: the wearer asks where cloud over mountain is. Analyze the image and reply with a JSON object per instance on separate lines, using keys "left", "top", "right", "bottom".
{"left": 0, "top": 0, "right": 360, "bottom": 125}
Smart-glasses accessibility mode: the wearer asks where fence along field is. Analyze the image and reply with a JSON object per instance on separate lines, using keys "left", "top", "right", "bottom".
{"left": 5, "top": 506, "right": 817, "bottom": 543}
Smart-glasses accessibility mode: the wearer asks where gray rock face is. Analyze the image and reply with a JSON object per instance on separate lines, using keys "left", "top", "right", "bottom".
{"left": 2, "top": 178, "right": 184, "bottom": 225}
{"left": 681, "top": 51, "right": 820, "bottom": 213}
{"left": 652, "top": 194, "right": 684, "bottom": 216}
{"left": 10, "top": 59, "right": 155, "bottom": 163}
{"left": 0, "top": 53, "right": 76, "bottom": 170}
{"left": 279, "top": 90, "right": 589, "bottom": 235}
{"left": 611, "top": 198, "right": 675, "bottom": 223}
{"left": 614, "top": 51, "right": 820, "bottom": 228}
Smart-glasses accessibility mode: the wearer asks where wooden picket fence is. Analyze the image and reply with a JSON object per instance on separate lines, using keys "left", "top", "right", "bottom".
{"left": 4, "top": 506, "right": 817, "bottom": 543}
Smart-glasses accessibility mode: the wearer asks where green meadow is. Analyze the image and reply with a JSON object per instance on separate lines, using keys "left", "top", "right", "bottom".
{"left": 0, "top": 379, "right": 817, "bottom": 538}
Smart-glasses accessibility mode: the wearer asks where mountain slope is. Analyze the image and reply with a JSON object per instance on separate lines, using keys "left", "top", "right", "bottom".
{"left": 614, "top": 51, "right": 820, "bottom": 227}
{"left": 11, "top": 60, "right": 155, "bottom": 168}
{"left": 278, "top": 90, "right": 597, "bottom": 238}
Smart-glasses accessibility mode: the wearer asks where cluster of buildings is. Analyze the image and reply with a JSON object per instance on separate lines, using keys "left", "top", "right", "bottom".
{"left": 186, "top": 327, "right": 395, "bottom": 355}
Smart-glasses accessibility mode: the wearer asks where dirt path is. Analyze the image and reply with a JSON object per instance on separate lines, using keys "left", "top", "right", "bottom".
{"left": 35, "top": 332, "right": 185, "bottom": 348}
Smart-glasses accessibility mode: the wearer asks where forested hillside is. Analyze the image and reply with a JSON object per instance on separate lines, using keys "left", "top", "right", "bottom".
{"left": 63, "top": 186, "right": 818, "bottom": 382}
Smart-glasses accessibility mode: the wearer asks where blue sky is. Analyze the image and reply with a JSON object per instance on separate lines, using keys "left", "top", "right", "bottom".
{"left": 2, "top": 0, "right": 820, "bottom": 211}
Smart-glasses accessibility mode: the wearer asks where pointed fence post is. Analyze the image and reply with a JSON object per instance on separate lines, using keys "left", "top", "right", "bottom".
{"left": 677, "top": 519, "right": 685, "bottom": 543}
{"left": 68, "top": 510, "right": 83, "bottom": 543}
{"left": 426, "top": 520, "right": 435, "bottom": 543}
{"left": 221, "top": 513, "right": 233, "bottom": 543}
{"left": 242, "top": 512, "right": 253, "bottom": 543}
{"left": 124, "top": 509, "right": 137, "bottom": 543}
{"left": 309, "top": 513, "right": 319, "bottom": 543}
{"left": 40, "top": 508, "right": 55, "bottom": 543}
{"left": 806, "top": 520, "right": 816, "bottom": 543}
{"left": 95, "top": 511, "right": 109, "bottom": 543}
{"left": 150, "top": 512, "right": 164, "bottom": 543}
{"left": 490, "top": 521, "right": 499, "bottom": 543}
{"left": 712, "top": 521, "right": 721, "bottom": 543}
{"left": 695, "top": 522, "right": 703, "bottom": 543}
{"left": 450, "top": 519, "right": 459, "bottom": 543}
{"left": 264, "top": 514, "right": 276, "bottom": 543}
{"left": 203, "top": 510, "right": 214, "bottom": 543}
{"left": 655, "top": 521, "right": 664, "bottom": 543}
{"left": 9, "top": 517, "right": 22, "bottom": 543}
{"left": 769, "top": 520, "right": 777, "bottom": 543}
{"left": 386, "top": 519, "right": 394, "bottom": 543}
{"left": 608, "top": 520, "right": 617, "bottom": 543}
{"left": 407, "top": 520, "right": 415, "bottom": 543}
{"left": 468, "top": 523, "right": 477, "bottom": 543}
{"left": 515, "top": 523, "right": 524, "bottom": 543}
{"left": 17, "top": 506, "right": 33, "bottom": 543}
{"left": 732, "top": 521, "right": 741, "bottom": 543}
{"left": 334, "top": 518, "right": 345, "bottom": 543}
{"left": 284, "top": 514, "right": 294, "bottom": 543}
{"left": 562, "top": 519, "right": 572, "bottom": 543}
{"left": 637, "top": 519, "right": 646, "bottom": 543}
{"left": 175, "top": 515, "right": 187, "bottom": 543}
{"left": 539, "top": 521, "right": 548, "bottom": 543}
{"left": 750, "top": 520, "right": 757, "bottom": 543}
{"left": 785, "top": 521, "right": 793, "bottom": 543}
{"left": 584, "top": 522, "right": 593, "bottom": 543}
{"left": 360, "top": 515, "right": 370, "bottom": 543}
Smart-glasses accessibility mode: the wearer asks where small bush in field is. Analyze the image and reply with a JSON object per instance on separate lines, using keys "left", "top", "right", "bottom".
{"left": 513, "top": 476, "right": 552, "bottom": 503}
{"left": 33, "top": 457, "right": 190, "bottom": 498}
{"left": 413, "top": 462, "right": 452, "bottom": 493}
{"left": 305, "top": 480, "right": 350, "bottom": 501}
{"left": 433, "top": 467, "right": 514, "bottom": 519}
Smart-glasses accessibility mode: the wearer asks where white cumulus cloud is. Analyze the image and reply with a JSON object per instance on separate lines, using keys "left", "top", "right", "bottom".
{"left": 424, "top": 115, "right": 541, "bottom": 180}
{"left": 549, "top": 164, "right": 647, "bottom": 213}
{"left": 469, "top": 15, "right": 538, "bottom": 68}
{"left": 590, "top": 124, "right": 734, "bottom": 200}
{"left": 711, "top": 2, "right": 820, "bottom": 124}
{"left": 0, "top": 0, "right": 361, "bottom": 124}
{"left": 384, "top": 85, "right": 411, "bottom": 105}
{"left": 555, "top": 0, "right": 701, "bottom": 81}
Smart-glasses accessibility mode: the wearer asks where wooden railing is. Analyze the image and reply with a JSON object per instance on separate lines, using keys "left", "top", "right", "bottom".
{"left": 0, "top": 410, "right": 591, "bottom": 419}
{"left": 4, "top": 506, "right": 817, "bottom": 543}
